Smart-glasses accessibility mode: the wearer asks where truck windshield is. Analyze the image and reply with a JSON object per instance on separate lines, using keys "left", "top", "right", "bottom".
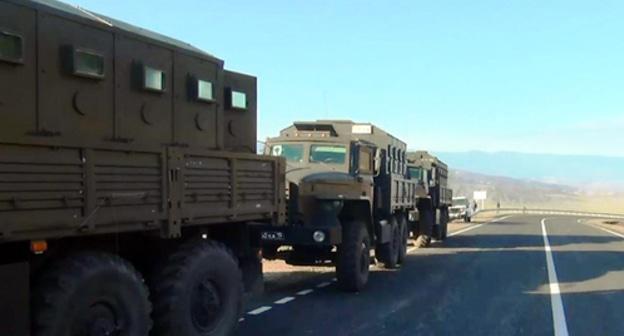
{"left": 270, "top": 144, "right": 304, "bottom": 162}
{"left": 309, "top": 145, "right": 346, "bottom": 164}
{"left": 408, "top": 167, "right": 423, "bottom": 180}
{"left": 452, "top": 198, "right": 468, "bottom": 207}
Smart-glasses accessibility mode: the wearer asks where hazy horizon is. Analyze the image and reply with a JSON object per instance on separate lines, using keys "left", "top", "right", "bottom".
{"left": 433, "top": 150, "right": 624, "bottom": 190}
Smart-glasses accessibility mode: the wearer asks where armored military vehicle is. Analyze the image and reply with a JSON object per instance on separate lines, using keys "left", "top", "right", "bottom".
{"left": 406, "top": 151, "right": 452, "bottom": 247}
{"left": 0, "top": 1, "right": 285, "bottom": 335}
{"left": 260, "top": 120, "right": 416, "bottom": 291}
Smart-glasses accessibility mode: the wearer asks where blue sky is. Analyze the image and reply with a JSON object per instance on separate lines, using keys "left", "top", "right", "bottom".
{"left": 70, "top": 0, "right": 624, "bottom": 156}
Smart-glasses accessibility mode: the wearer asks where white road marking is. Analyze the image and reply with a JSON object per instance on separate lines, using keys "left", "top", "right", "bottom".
{"left": 540, "top": 218, "right": 570, "bottom": 336}
{"left": 296, "top": 289, "right": 314, "bottom": 296}
{"left": 274, "top": 296, "right": 295, "bottom": 304}
{"left": 331, "top": 278, "right": 337, "bottom": 282}
{"left": 447, "top": 224, "right": 484, "bottom": 237}
{"left": 239, "top": 318, "right": 245, "bottom": 322}
{"left": 247, "top": 306, "right": 272, "bottom": 315}
{"left": 589, "top": 224, "right": 624, "bottom": 239}
{"left": 316, "top": 281, "right": 331, "bottom": 288}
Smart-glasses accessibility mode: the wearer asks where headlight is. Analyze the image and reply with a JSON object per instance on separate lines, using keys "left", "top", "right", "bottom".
{"left": 312, "top": 230, "right": 326, "bottom": 243}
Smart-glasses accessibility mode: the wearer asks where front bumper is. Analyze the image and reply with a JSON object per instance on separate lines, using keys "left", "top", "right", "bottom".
{"left": 253, "top": 224, "right": 342, "bottom": 246}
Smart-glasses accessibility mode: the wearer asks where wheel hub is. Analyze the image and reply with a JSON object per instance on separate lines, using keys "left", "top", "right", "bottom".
{"left": 73, "top": 302, "right": 121, "bottom": 336}
{"left": 191, "top": 279, "right": 223, "bottom": 332}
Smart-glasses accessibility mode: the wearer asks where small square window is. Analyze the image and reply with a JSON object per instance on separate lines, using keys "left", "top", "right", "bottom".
{"left": 72, "top": 49, "right": 104, "bottom": 79}
{"left": 0, "top": 31, "right": 23, "bottom": 64}
{"left": 143, "top": 66, "right": 165, "bottom": 92}
{"left": 230, "top": 90, "right": 247, "bottom": 110}
{"left": 197, "top": 79, "right": 214, "bottom": 101}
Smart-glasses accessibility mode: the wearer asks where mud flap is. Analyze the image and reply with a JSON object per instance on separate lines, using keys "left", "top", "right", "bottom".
{"left": 378, "top": 219, "right": 393, "bottom": 244}
{"left": 0, "top": 262, "right": 29, "bottom": 336}
{"left": 240, "top": 250, "right": 264, "bottom": 297}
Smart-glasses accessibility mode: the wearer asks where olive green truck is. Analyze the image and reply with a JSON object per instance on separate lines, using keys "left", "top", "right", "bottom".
{"left": 259, "top": 121, "right": 429, "bottom": 291}
{"left": 0, "top": 1, "right": 285, "bottom": 335}
{"left": 406, "top": 151, "right": 453, "bottom": 247}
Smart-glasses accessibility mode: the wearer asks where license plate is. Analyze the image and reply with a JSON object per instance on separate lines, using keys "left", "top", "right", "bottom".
{"left": 261, "top": 231, "right": 286, "bottom": 241}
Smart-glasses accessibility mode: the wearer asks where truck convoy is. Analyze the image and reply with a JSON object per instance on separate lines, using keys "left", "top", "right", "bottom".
{"left": 0, "top": 1, "right": 285, "bottom": 335}
{"left": 260, "top": 121, "right": 452, "bottom": 291}
{"left": 406, "top": 151, "right": 453, "bottom": 247}
{"left": 0, "top": 1, "right": 458, "bottom": 334}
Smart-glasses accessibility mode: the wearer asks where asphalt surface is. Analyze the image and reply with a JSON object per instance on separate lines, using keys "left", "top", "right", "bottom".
{"left": 238, "top": 215, "right": 624, "bottom": 336}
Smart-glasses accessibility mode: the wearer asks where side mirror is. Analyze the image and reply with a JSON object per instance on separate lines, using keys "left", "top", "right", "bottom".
{"left": 373, "top": 148, "right": 382, "bottom": 177}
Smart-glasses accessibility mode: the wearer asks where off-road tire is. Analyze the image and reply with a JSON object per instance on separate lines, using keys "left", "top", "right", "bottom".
{"left": 414, "top": 205, "right": 434, "bottom": 248}
{"left": 151, "top": 240, "right": 243, "bottom": 336}
{"left": 397, "top": 214, "right": 409, "bottom": 264}
{"left": 32, "top": 252, "right": 152, "bottom": 336}
{"left": 376, "top": 216, "right": 400, "bottom": 268}
{"left": 437, "top": 207, "right": 449, "bottom": 240}
{"left": 336, "top": 220, "right": 371, "bottom": 292}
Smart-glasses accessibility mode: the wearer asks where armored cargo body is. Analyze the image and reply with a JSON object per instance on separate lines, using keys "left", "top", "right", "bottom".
{"left": 406, "top": 151, "right": 452, "bottom": 247}
{"left": 260, "top": 120, "right": 416, "bottom": 291}
{"left": 0, "top": 1, "right": 284, "bottom": 335}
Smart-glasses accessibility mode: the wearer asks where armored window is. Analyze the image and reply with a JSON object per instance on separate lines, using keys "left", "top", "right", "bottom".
{"left": 226, "top": 89, "right": 247, "bottom": 110}
{"left": 70, "top": 49, "right": 104, "bottom": 79}
{"left": 0, "top": 31, "right": 23, "bottom": 64}
{"left": 358, "top": 148, "right": 373, "bottom": 174}
{"left": 197, "top": 79, "right": 214, "bottom": 101}
{"left": 189, "top": 76, "right": 214, "bottom": 102}
{"left": 143, "top": 66, "right": 166, "bottom": 92}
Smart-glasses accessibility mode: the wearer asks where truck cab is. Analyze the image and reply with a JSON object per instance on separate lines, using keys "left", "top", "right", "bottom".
{"left": 267, "top": 139, "right": 376, "bottom": 227}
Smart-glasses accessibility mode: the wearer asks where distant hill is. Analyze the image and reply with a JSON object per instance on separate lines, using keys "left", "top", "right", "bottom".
{"left": 449, "top": 169, "right": 577, "bottom": 206}
{"left": 449, "top": 169, "right": 624, "bottom": 214}
{"left": 434, "top": 151, "right": 624, "bottom": 190}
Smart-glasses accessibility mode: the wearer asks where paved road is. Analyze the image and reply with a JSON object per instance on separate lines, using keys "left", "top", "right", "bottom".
{"left": 238, "top": 215, "right": 624, "bottom": 336}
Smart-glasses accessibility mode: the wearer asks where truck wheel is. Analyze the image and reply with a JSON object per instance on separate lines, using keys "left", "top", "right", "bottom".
{"left": 397, "top": 214, "right": 409, "bottom": 264}
{"left": 151, "top": 240, "right": 242, "bottom": 336}
{"left": 336, "top": 220, "right": 371, "bottom": 292}
{"left": 437, "top": 207, "right": 449, "bottom": 240}
{"left": 33, "top": 252, "right": 152, "bottom": 336}
{"left": 441, "top": 207, "right": 449, "bottom": 239}
{"left": 414, "top": 206, "right": 434, "bottom": 248}
{"left": 376, "top": 216, "right": 400, "bottom": 269}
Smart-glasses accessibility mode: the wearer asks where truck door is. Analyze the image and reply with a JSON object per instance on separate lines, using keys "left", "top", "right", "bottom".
{"left": 352, "top": 143, "right": 376, "bottom": 209}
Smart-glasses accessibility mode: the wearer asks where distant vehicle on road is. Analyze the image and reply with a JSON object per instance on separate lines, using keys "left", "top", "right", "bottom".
{"left": 260, "top": 120, "right": 416, "bottom": 292}
{"left": 450, "top": 196, "right": 473, "bottom": 222}
{"left": 406, "top": 151, "right": 453, "bottom": 247}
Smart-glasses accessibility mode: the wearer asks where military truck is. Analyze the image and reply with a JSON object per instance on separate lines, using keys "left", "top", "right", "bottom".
{"left": 406, "top": 151, "right": 452, "bottom": 247}
{"left": 260, "top": 120, "right": 416, "bottom": 291}
{"left": 0, "top": 1, "right": 285, "bottom": 335}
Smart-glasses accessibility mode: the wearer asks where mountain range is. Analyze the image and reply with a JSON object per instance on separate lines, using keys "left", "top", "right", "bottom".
{"left": 433, "top": 151, "right": 624, "bottom": 191}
